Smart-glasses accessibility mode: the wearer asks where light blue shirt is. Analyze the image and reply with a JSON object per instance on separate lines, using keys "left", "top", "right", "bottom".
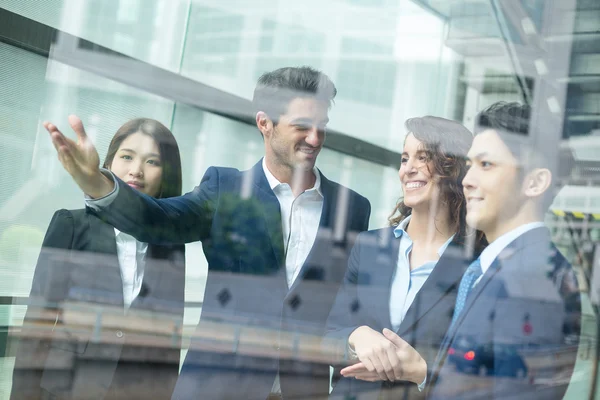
{"left": 389, "top": 216, "right": 454, "bottom": 331}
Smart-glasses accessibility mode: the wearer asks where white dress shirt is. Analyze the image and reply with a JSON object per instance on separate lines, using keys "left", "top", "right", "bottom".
{"left": 114, "top": 228, "right": 147, "bottom": 309}
{"left": 262, "top": 159, "right": 324, "bottom": 288}
{"left": 263, "top": 160, "right": 324, "bottom": 394}
{"left": 477, "top": 221, "right": 546, "bottom": 280}
{"left": 84, "top": 172, "right": 148, "bottom": 309}
{"left": 390, "top": 215, "right": 454, "bottom": 330}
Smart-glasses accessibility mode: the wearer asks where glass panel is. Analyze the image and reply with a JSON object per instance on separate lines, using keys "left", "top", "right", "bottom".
{"left": 1, "top": 1, "right": 599, "bottom": 399}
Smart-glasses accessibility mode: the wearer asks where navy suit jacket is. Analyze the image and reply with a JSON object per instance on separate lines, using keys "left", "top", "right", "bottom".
{"left": 11, "top": 209, "right": 185, "bottom": 400}
{"left": 427, "top": 227, "right": 581, "bottom": 400}
{"left": 325, "top": 227, "right": 474, "bottom": 400}
{"left": 89, "top": 160, "right": 371, "bottom": 400}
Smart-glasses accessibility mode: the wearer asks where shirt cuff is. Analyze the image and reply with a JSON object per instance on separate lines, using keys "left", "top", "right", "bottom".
{"left": 417, "top": 376, "right": 426, "bottom": 392}
{"left": 85, "top": 168, "right": 119, "bottom": 210}
{"left": 346, "top": 342, "right": 358, "bottom": 361}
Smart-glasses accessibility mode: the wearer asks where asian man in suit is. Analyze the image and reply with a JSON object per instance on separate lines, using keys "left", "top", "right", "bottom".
{"left": 42, "top": 66, "right": 371, "bottom": 400}
{"left": 426, "top": 102, "right": 581, "bottom": 399}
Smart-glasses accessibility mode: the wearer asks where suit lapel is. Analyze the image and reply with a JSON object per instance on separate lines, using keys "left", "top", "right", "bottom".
{"left": 452, "top": 227, "right": 549, "bottom": 321}
{"left": 397, "top": 241, "right": 469, "bottom": 336}
{"left": 249, "top": 161, "right": 286, "bottom": 272}
{"left": 444, "top": 228, "right": 548, "bottom": 338}
{"left": 429, "top": 259, "right": 501, "bottom": 387}
{"left": 369, "top": 228, "right": 399, "bottom": 328}
{"left": 132, "top": 245, "right": 163, "bottom": 307}
{"left": 85, "top": 212, "right": 125, "bottom": 307}
{"left": 431, "top": 228, "right": 551, "bottom": 385}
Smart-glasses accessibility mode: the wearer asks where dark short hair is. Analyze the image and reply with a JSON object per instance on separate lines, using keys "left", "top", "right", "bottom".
{"left": 389, "top": 116, "right": 477, "bottom": 243}
{"left": 475, "top": 101, "right": 531, "bottom": 137}
{"left": 103, "top": 119, "right": 182, "bottom": 198}
{"left": 252, "top": 66, "right": 337, "bottom": 125}
{"left": 474, "top": 101, "right": 574, "bottom": 209}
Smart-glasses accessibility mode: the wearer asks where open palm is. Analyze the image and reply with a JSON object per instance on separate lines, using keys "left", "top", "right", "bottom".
{"left": 45, "top": 115, "right": 112, "bottom": 197}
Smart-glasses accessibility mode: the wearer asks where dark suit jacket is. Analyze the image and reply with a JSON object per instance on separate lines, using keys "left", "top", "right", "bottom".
{"left": 427, "top": 227, "right": 581, "bottom": 400}
{"left": 326, "top": 227, "right": 474, "bottom": 400}
{"left": 11, "top": 209, "right": 185, "bottom": 400}
{"left": 88, "top": 160, "right": 371, "bottom": 400}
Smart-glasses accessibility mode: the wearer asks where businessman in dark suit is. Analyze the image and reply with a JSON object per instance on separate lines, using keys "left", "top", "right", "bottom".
{"left": 11, "top": 209, "right": 185, "bottom": 400}
{"left": 43, "top": 66, "right": 371, "bottom": 399}
{"left": 427, "top": 102, "right": 581, "bottom": 399}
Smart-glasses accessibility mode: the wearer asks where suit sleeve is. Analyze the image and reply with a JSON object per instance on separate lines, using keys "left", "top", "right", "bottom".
{"left": 11, "top": 209, "right": 75, "bottom": 397}
{"left": 88, "top": 167, "right": 220, "bottom": 245}
{"left": 323, "top": 233, "right": 365, "bottom": 364}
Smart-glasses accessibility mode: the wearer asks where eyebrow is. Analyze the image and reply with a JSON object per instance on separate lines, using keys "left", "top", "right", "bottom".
{"left": 402, "top": 150, "right": 428, "bottom": 156}
{"left": 119, "top": 148, "right": 161, "bottom": 158}
{"left": 290, "top": 118, "right": 329, "bottom": 125}
{"left": 467, "top": 151, "right": 489, "bottom": 160}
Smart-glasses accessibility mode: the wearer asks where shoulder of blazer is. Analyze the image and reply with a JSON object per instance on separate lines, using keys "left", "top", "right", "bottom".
{"left": 319, "top": 173, "right": 371, "bottom": 229}
{"left": 40, "top": 208, "right": 77, "bottom": 250}
{"left": 364, "top": 226, "right": 395, "bottom": 242}
{"left": 207, "top": 165, "right": 240, "bottom": 178}
{"left": 68, "top": 208, "right": 88, "bottom": 224}
{"left": 355, "top": 227, "right": 397, "bottom": 256}
{"left": 320, "top": 171, "right": 369, "bottom": 204}
{"left": 204, "top": 165, "right": 248, "bottom": 194}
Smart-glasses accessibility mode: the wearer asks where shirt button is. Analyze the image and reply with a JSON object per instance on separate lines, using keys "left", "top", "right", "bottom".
{"left": 116, "top": 330, "right": 123, "bottom": 338}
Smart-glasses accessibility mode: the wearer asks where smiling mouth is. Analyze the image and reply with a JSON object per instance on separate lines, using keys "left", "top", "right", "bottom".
{"left": 405, "top": 181, "right": 427, "bottom": 190}
{"left": 467, "top": 198, "right": 483, "bottom": 206}
{"left": 298, "top": 148, "right": 318, "bottom": 157}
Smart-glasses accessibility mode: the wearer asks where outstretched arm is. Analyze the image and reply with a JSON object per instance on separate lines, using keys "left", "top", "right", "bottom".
{"left": 45, "top": 116, "right": 114, "bottom": 198}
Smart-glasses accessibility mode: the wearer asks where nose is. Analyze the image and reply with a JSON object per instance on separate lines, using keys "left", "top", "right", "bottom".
{"left": 462, "top": 166, "right": 476, "bottom": 191}
{"left": 305, "top": 126, "right": 324, "bottom": 148}
{"left": 405, "top": 158, "right": 418, "bottom": 175}
{"left": 129, "top": 160, "right": 144, "bottom": 177}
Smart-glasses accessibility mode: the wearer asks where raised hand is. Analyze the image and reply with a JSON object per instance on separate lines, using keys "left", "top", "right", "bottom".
{"left": 45, "top": 115, "right": 114, "bottom": 198}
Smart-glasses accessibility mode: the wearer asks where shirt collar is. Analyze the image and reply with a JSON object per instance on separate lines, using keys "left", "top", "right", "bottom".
{"left": 479, "top": 221, "right": 546, "bottom": 274}
{"left": 393, "top": 215, "right": 412, "bottom": 238}
{"left": 393, "top": 215, "right": 454, "bottom": 258}
{"left": 261, "top": 158, "right": 322, "bottom": 196}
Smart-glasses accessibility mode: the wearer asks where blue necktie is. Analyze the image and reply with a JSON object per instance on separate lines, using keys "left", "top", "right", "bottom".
{"left": 450, "top": 258, "right": 483, "bottom": 326}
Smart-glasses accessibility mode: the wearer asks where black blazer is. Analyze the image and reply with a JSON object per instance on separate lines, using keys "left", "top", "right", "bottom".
{"left": 11, "top": 209, "right": 185, "bottom": 400}
{"left": 326, "top": 227, "right": 473, "bottom": 400}
{"left": 89, "top": 159, "right": 371, "bottom": 400}
{"left": 427, "top": 227, "right": 581, "bottom": 400}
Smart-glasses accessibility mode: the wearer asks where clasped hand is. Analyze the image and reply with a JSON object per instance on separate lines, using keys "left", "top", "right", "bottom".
{"left": 341, "top": 326, "right": 427, "bottom": 384}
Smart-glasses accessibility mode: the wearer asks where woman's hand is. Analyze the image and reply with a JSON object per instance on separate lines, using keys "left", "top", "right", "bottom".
{"left": 45, "top": 115, "right": 114, "bottom": 198}
{"left": 343, "top": 327, "right": 427, "bottom": 384}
